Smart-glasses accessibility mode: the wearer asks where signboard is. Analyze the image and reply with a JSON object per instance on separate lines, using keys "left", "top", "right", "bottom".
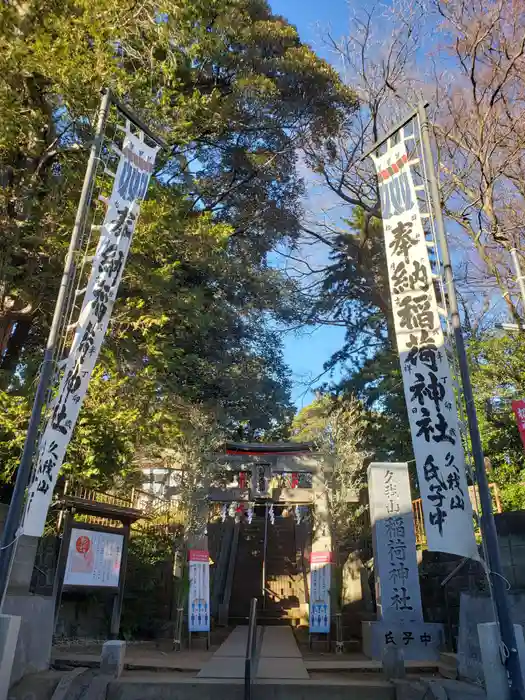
{"left": 512, "top": 399, "right": 525, "bottom": 448}
{"left": 363, "top": 620, "right": 444, "bottom": 661}
{"left": 309, "top": 551, "right": 331, "bottom": 633}
{"left": 368, "top": 463, "right": 423, "bottom": 622}
{"left": 23, "top": 125, "right": 159, "bottom": 537}
{"left": 371, "top": 139, "right": 477, "bottom": 559}
{"left": 64, "top": 527, "right": 124, "bottom": 588}
{"left": 188, "top": 549, "right": 210, "bottom": 632}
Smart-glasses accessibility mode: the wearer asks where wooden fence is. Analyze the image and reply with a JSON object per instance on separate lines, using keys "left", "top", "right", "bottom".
{"left": 61, "top": 479, "right": 186, "bottom": 532}
{"left": 61, "top": 478, "right": 504, "bottom": 549}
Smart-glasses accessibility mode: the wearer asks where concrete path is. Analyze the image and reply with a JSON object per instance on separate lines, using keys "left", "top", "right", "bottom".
{"left": 52, "top": 645, "right": 439, "bottom": 675}
{"left": 257, "top": 627, "right": 308, "bottom": 680}
{"left": 198, "top": 626, "right": 254, "bottom": 679}
{"left": 52, "top": 650, "right": 212, "bottom": 673}
{"left": 198, "top": 626, "right": 308, "bottom": 681}
{"left": 259, "top": 626, "right": 301, "bottom": 658}
{"left": 210, "top": 626, "right": 251, "bottom": 658}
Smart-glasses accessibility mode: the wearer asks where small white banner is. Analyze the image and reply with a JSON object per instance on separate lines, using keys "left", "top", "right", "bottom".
{"left": 372, "top": 139, "right": 477, "bottom": 559}
{"left": 309, "top": 550, "right": 331, "bottom": 633}
{"left": 64, "top": 527, "right": 124, "bottom": 588}
{"left": 188, "top": 550, "right": 210, "bottom": 632}
{"left": 23, "top": 125, "right": 159, "bottom": 537}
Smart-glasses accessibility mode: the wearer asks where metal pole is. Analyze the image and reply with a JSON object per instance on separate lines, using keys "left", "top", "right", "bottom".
{"left": 110, "top": 94, "right": 168, "bottom": 148}
{"left": 52, "top": 509, "right": 73, "bottom": 633}
{"left": 510, "top": 248, "right": 525, "bottom": 320}
{"left": 0, "top": 89, "right": 112, "bottom": 608}
{"left": 262, "top": 503, "right": 268, "bottom": 610}
{"left": 418, "top": 101, "right": 525, "bottom": 700}
{"left": 110, "top": 522, "right": 130, "bottom": 639}
{"left": 359, "top": 104, "right": 427, "bottom": 162}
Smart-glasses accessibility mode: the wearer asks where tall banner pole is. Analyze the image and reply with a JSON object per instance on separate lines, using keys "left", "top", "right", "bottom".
{"left": 368, "top": 114, "right": 477, "bottom": 559}
{"left": 0, "top": 89, "right": 112, "bottom": 606}
{"left": 417, "top": 101, "right": 525, "bottom": 700}
{"left": 21, "top": 111, "right": 160, "bottom": 539}
{"left": 510, "top": 247, "right": 525, "bottom": 318}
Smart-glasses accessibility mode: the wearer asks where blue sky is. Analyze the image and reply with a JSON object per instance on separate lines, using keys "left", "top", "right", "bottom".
{"left": 270, "top": 0, "right": 349, "bottom": 60}
{"left": 269, "top": 0, "right": 350, "bottom": 408}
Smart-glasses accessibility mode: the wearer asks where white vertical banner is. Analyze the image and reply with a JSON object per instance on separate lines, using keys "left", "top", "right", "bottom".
{"left": 309, "top": 551, "right": 331, "bottom": 633}
{"left": 188, "top": 549, "right": 210, "bottom": 632}
{"left": 23, "top": 125, "right": 159, "bottom": 537}
{"left": 372, "top": 139, "right": 478, "bottom": 559}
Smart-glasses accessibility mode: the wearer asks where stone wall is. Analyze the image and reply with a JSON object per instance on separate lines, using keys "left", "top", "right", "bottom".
{"left": 418, "top": 551, "right": 487, "bottom": 650}
{"left": 416, "top": 511, "right": 525, "bottom": 651}
{"left": 495, "top": 511, "right": 525, "bottom": 589}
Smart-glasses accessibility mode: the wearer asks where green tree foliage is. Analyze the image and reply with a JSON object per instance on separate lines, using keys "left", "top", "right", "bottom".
{"left": 0, "top": 0, "right": 356, "bottom": 485}
{"left": 290, "top": 393, "right": 334, "bottom": 443}
{"left": 468, "top": 331, "right": 525, "bottom": 510}
{"left": 315, "top": 209, "right": 392, "bottom": 366}
{"left": 311, "top": 209, "right": 412, "bottom": 463}
{"left": 291, "top": 393, "right": 370, "bottom": 545}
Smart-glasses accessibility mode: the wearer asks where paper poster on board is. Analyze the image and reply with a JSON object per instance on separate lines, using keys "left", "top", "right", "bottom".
{"left": 64, "top": 527, "right": 124, "bottom": 588}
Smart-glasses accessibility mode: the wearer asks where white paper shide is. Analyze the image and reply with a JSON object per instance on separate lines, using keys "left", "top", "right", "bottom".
{"left": 372, "top": 140, "right": 477, "bottom": 559}
{"left": 23, "top": 126, "right": 159, "bottom": 537}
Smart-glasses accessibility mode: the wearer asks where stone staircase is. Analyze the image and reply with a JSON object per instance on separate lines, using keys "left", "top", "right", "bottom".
{"left": 229, "top": 520, "right": 265, "bottom": 620}
{"left": 263, "top": 516, "right": 308, "bottom": 624}
{"left": 228, "top": 515, "right": 309, "bottom": 624}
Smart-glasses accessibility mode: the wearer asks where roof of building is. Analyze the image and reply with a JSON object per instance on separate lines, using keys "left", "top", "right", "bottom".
{"left": 224, "top": 441, "right": 314, "bottom": 455}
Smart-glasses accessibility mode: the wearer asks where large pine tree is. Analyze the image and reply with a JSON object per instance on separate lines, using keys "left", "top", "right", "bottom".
{"left": 0, "top": 0, "right": 356, "bottom": 485}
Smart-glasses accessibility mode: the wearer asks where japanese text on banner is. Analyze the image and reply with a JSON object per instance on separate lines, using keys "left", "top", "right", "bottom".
{"left": 372, "top": 140, "right": 477, "bottom": 559}
{"left": 23, "top": 127, "right": 159, "bottom": 537}
{"left": 188, "top": 550, "right": 210, "bottom": 632}
{"left": 309, "top": 551, "right": 331, "bottom": 633}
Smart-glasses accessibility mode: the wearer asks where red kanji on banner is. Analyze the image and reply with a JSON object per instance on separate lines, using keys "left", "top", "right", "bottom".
{"left": 512, "top": 400, "right": 525, "bottom": 448}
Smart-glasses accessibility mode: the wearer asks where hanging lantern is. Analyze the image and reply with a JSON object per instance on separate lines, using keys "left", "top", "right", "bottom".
{"left": 294, "top": 505, "right": 301, "bottom": 525}
{"left": 268, "top": 504, "right": 275, "bottom": 525}
{"left": 220, "top": 504, "right": 227, "bottom": 523}
{"left": 228, "top": 502, "right": 237, "bottom": 518}
{"left": 239, "top": 471, "right": 247, "bottom": 489}
{"left": 246, "top": 504, "right": 254, "bottom": 524}
{"left": 291, "top": 472, "right": 299, "bottom": 489}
